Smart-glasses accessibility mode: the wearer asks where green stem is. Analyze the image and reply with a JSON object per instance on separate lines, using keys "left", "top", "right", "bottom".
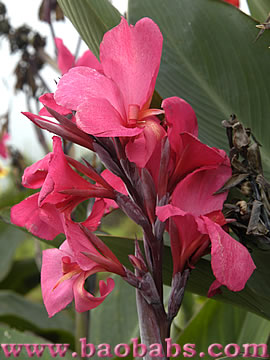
{"left": 75, "top": 311, "right": 89, "bottom": 359}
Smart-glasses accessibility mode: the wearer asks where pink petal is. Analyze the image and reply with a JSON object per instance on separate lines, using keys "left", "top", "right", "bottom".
{"left": 171, "top": 133, "right": 226, "bottom": 182}
{"left": 101, "top": 169, "right": 127, "bottom": 195}
{"left": 156, "top": 204, "right": 186, "bottom": 222}
{"left": 39, "top": 93, "right": 72, "bottom": 117}
{"left": 0, "top": 132, "right": 9, "bottom": 159}
{"left": 125, "top": 118, "right": 166, "bottom": 167}
{"left": 203, "top": 217, "right": 256, "bottom": 292}
{"left": 162, "top": 97, "right": 198, "bottom": 152}
{"left": 22, "top": 153, "right": 52, "bottom": 189}
{"left": 73, "top": 275, "right": 114, "bottom": 312}
{"left": 41, "top": 245, "right": 76, "bottom": 317}
{"left": 207, "top": 280, "right": 223, "bottom": 297}
{"left": 76, "top": 98, "right": 142, "bottom": 137}
{"left": 10, "top": 193, "right": 63, "bottom": 240}
{"left": 39, "top": 136, "right": 93, "bottom": 207}
{"left": 76, "top": 50, "right": 103, "bottom": 72}
{"left": 82, "top": 199, "right": 106, "bottom": 231}
{"left": 172, "top": 163, "right": 231, "bottom": 216}
{"left": 100, "top": 17, "right": 163, "bottom": 112}
{"left": 55, "top": 38, "right": 75, "bottom": 74}
{"left": 170, "top": 213, "right": 202, "bottom": 274}
{"left": 63, "top": 219, "right": 101, "bottom": 271}
{"left": 55, "top": 66, "right": 125, "bottom": 118}
{"left": 100, "top": 169, "right": 128, "bottom": 210}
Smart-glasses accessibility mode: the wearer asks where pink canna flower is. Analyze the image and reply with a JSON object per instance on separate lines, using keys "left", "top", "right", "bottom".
{"left": 54, "top": 17, "right": 166, "bottom": 167}
{"left": 39, "top": 38, "right": 103, "bottom": 118}
{"left": 0, "top": 132, "right": 10, "bottom": 159}
{"left": 41, "top": 218, "right": 125, "bottom": 317}
{"left": 55, "top": 37, "right": 103, "bottom": 75}
{"left": 11, "top": 136, "right": 116, "bottom": 240}
{"left": 155, "top": 97, "right": 256, "bottom": 295}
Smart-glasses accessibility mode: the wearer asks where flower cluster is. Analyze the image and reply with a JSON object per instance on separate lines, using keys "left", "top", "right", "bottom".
{"left": 11, "top": 17, "right": 254, "bottom": 318}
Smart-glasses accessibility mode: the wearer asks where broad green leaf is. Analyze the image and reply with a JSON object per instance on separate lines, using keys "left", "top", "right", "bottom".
{"left": 90, "top": 275, "right": 139, "bottom": 348}
{"left": 57, "top": 0, "right": 121, "bottom": 58}
{"left": 247, "top": 0, "right": 270, "bottom": 22}
{"left": 0, "top": 291, "right": 74, "bottom": 345}
{"left": 177, "top": 300, "right": 246, "bottom": 359}
{"left": 0, "top": 223, "right": 27, "bottom": 281}
{"left": 176, "top": 300, "right": 270, "bottom": 359}
{"left": 128, "top": 0, "right": 270, "bottom": 178}
{"left": 0, "top": 259, "right": 39, "bottom": 294}
{"left": 238, "top": 312, "right": 270, "bottom": 343}
{"left": 0, "top": 325, "right": 74, "bottom": 359}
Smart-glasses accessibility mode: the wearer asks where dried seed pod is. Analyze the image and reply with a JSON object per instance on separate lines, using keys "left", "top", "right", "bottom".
{"left": 236, "top": 200, "right": 248, "bottom": 215}
{"left": 232, "top": 122, "right": 250, "bottom": 150}
{"left": 247, "top": 143, "right": 263, "bottom": 174}
{"left": 240, "top": 181, "right": 252, "bottom": 196}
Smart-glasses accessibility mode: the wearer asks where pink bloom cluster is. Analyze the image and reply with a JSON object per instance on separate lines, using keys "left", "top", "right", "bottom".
{"left": 0, "top": 132, "right": 9, "bottom": 159}
{"left": 12, "top": 17, "right": 254, "bottom": 317}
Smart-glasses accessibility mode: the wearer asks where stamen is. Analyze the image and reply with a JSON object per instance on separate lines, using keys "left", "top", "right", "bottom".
{"left": 128, "top": 104, "right": 140, "bottom": 126}
{"left": 139, "top": 108, "right": 165, "bottom": 121}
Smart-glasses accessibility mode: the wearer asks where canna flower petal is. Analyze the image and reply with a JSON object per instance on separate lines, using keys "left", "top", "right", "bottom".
{"left": 41, "top": 244, "right": 76, "bottom": 317}
{"left": 76, "top": 97, "right": 142, "bottom": 137}
{"left": 55, "top": 37, "right": 103, "bottom": 75}
{"left": 100, "top": 17, "right": 163, "bottom": 113}
{"left": 39, "top": 93, "right": 72, "bottom": 117}
{"left": 170, "top": 133, "right": 227, "bottom": 185}
{"left": 11, "top": 193, "right": 64, "bottom": 240}
{"left": 171, "top": 163, "right": 231, "bottom": 216}
{"left": 22, "top": 153, "right": 51, "bottom": 189}
{"left": 55, "top": 38, "right": 75, "bottom": 74}
{"left": 64, "top": 219, "right": 125, "bottom": 276}
{"left": 41, "top": 240, "right": 114, "bottom": 317}
{"left": 38, "top": 136, "right": 97, "bottom": 207}
{"left": 202, "top": 217, "right": 256, "bottom": 292}
{"left": 73, "top": 274, "right": 114, "bottom": 312}
{"left": 0, "top": 132, "right": 10, "bottom": 159}
{"left": 82, "top": 199, "right": 107, "bottom": 231}
{"left": 75, "top": 50, "right": 103, "bottom": 72}
{"left": 100, "top": 169, "right": 128, "bottom": 210}
{"left": 55, "top": 66, "right": 126, "bottom": 121}
{"left": 162, "top": 97, "right": 198, "bottom": 153}
{"left": 125, "top": 118, "right": 166, "bottom": 168}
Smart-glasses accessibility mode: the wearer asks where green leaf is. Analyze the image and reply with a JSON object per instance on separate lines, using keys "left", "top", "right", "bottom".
{"left": 237, "top": 312, "right": 270, "bottom": 343}
{"left": 57, "top": 0, "right": 121, "bottom": 58}
{"left": 128, "top": 0, "right": 270, "bottom": 178}
{"left": 177, "top": 300, "right": 246, "bottom": 359}
{"left": 247, "top": 0, "right": 270, "bottom": 22}
{"left": 0, "top": 291, "right": 75, "bottom": 346}
{"left": 0, "top": 223, "right": 27, "bottom": 281}
{"left": 0, "top": 259, "right": 40, "bottom": 294}
{"left": 90, "top": 275, "right": 139, "bottom": 348}
{"left": 0, "top": 325, "right": 74, "bottom": 359}
{"left": 176, "top": 300, "right": 270, "bottom": 359}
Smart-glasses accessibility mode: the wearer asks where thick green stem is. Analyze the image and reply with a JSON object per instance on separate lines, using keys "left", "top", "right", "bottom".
{"left": 75, "top": 311, "right": 89, "bottom": 358}
{"left": 74, "top": 274, "right": 96, "bottom": 357}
